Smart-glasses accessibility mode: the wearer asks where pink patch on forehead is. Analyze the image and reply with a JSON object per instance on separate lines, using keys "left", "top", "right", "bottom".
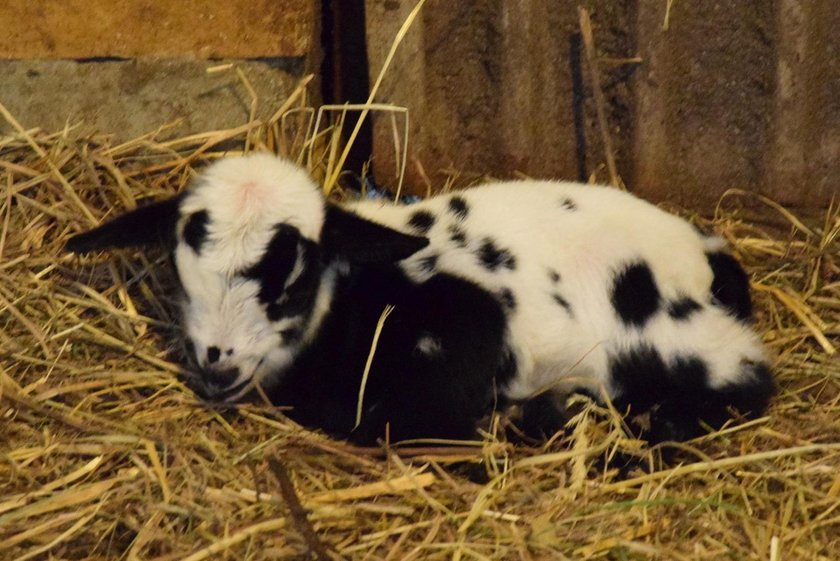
{"left": 239, "top": 181, "right": 259, "bottom": 198}
{"left": 235, "top": 180, "right": 270, "bottom": 213}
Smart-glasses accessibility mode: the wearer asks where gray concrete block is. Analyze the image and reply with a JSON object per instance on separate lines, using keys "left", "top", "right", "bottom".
{"left": 364, "top": 0, "right": 634, "bottom": 196}
{"left": 0, "top": 58, "right": 306, "bottom": 141}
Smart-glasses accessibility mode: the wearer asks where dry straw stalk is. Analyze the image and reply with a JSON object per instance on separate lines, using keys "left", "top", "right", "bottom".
{"left": 1, "top": 19, "right": 839, "bottom": 560}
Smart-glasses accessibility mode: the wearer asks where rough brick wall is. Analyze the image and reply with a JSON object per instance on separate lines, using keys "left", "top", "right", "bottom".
{"left": 365, "top": 0, "right": 634, "bottom": 194}
{"left": 366, "top": 0, "right": 837, "bottom": 208}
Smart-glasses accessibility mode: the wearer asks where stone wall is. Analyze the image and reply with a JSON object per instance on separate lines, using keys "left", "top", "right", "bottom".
{"left": 1, "top": 1, "right": 836, "bottom": 207}
{"left": 365, "top": 0, "right": 838, "bottom": 208}
{"left": 0, "top": 0, "right": 316, "bottom": 141}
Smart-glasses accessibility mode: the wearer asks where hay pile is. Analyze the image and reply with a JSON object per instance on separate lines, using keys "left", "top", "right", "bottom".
{"left": 1, "top": 91, "right": 839, "bottom": 561}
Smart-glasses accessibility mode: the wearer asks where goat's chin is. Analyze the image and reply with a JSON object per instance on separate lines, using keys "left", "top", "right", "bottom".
{"left": 220, "top": 348, "right": 295, "bottom": 403}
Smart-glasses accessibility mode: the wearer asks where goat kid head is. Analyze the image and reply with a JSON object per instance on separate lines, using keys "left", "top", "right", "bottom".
{"left": 66, "top": 153, "right": 428, "bottom": 401}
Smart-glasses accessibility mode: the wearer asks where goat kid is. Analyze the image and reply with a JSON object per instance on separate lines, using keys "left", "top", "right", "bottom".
{"left": 67, "top": 153, "right": 774, "bottom": 444}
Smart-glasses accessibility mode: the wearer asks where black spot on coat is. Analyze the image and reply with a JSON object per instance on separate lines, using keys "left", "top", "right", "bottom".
{"left": 552, "top": 293, "right": 573, "bottom": 315}
{"left": 449, "top": 225, "right": 468, "bottom": 248}
{"left": 547, "top": 269, "right": 561, "bottom": 283}
{"left": 408, "top": 210, "right": 436, "bottom": 234}
{"left": 183, "top": 210, "right": 209, "bottom": 254}
{"left": 609, "top": 347, "right": 774, "bottom": 443}
{"left": 418, "top": 254, "right": 438, "bottom": 273}
{"left": 707, "top": 252, "right": 753, "bottom": 322}
{"left": 243, "top": 224, "right": 300, "bottom": 287}
{"left": 448, "top": 196, "right": 469, "bottom": 220}
{"left": 559, "top": 198, "right": 577, "bottom": 211}
{"left": 668, "top": 297, "right": 702, "bottom": 320}
{"left": 477, "top": 238, "right": 517, "bottom": 271}
{"left": 499, "top": 288, "right": 516, "bottom": 310}
{"left": 611, "top": 261, "right": 661, "bottom": 327}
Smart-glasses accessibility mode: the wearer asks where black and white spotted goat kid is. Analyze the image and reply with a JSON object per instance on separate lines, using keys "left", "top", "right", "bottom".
{"left": 67, "top": 153, "right": 774, "bottom": 444}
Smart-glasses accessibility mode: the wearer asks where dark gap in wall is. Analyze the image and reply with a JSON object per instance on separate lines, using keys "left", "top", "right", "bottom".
{"left": 320, "top": 0, "right": 373, "bottom": 186}
{"left": 625, "top": 0, "right": 640, "bottom": 193}
{"left": 569, "top": 33, "right": 587, "bottom": 183}
{"left": 74, "top": 56, "right": 131, "bottom": 64}
{"left": 249, "top": 57, "right": 307, "bottom": 75}
{"left": 76, "top": 57, "right": 305, "bottom": 73}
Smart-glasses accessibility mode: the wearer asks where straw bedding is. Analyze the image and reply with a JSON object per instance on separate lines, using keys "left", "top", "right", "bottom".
{"left": 1, "top": 96, "right": 838, "bottom": 561}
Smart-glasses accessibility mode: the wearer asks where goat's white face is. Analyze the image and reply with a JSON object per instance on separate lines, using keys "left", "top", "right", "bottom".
{"left": 170, "top": 155, "right": 327, "bottom": 400}
{"left": 66, "top": 153, "right": 429, "bottom": 402}
{"left": 176, "top": 253, "right": 290, "bottom": 400}
{"left": 173, "top": 240, "right": 294, "bottom": 401}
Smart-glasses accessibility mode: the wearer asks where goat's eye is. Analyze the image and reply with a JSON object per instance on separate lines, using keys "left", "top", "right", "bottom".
{"left": 266, "top": 292, "right": 305, "bottom": 321}
{"left": 225, "top": 348, "right": 234, "bottom": 356}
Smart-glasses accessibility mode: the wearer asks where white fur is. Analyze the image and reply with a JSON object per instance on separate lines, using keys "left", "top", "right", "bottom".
{"left": 168, "top": 154, "right": 766, "bottom": 405}
{"left": 178, "top": 154, "right": 324, "bottom": 274}
{"left": 173, "top": 154, "right": 327, "bottom": 396}
{"left": 349, "top": 181, "right": 766, "bottom": 399}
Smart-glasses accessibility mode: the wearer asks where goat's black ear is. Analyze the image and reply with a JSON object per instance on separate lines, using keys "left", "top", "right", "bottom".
{"left": 322, "top": 205, "right": 429, "bottom": 264}
{"left": 65, "top": 196, "right": 182, "bottom": 254}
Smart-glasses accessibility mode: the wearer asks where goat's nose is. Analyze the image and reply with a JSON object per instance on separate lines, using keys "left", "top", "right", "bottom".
{"left": 201, "top": 366, "right": 240, "bottom": 388}
{"left": 187, "top": 365, "right": 241, "bottom": 401}
{"left": 207, "top": 346, "right": 221, "bottom": 364}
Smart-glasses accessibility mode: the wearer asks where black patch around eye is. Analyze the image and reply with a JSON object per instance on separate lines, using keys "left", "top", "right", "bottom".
{"left": 499, "top": 288, "right": 516, "bottom": 310}
{"left": 244, "top": 224, "right": 302, "bottom": 300}
{"left": 449, "top": 225, "right": 468, "bottom": 248}
{"left": 264, "top": 240, "right": 322, "bottom": 322}
{"left": 267, "top": 294, "right": 315, "bottom": 322}
{"left": 280, "top": 327, "right": 302, "bottom": 343}
{"left": 239, "top": 224, "right": 322, "bottom": 325}
{"left": 560, "top": 198, "right": 577, "bottom": 211}
{"left": 668, "top": 297, "right": 702, "bottom": 320}
{"left": 183, "top": 210, "right": 209, "bottom": 253}
{"left": 448, "top": 196, "right": 469, "bottom": 220}
{"left": 418, "top": 254, "right": 438, "bottom": 273}
{"left": 611, "top": 261, "right": 661, "bottom": 327}
{"left": 408, "top": 210, "right": 436, "bottom": 234}
{"left": 476, "top": 237, "right": 517, "bottom": 271}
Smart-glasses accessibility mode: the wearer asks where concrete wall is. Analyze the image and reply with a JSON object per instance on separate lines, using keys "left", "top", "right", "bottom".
{"left": 0, "top": 59, "right": 307, "bottom": 140}
{"left": 1, "top": 1, "right": 836, "bottom": 207}
{"left": 0, "top": 0, "right": 316, "bottom": 141}
{"left": 365, "top": 0, "right": 838, "bottom": 208}
{"left": 365, "top": 0, "right": 633, "bottom": 193}
{"left": 767, "top": 0, "right": 840, "bottom": 206}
